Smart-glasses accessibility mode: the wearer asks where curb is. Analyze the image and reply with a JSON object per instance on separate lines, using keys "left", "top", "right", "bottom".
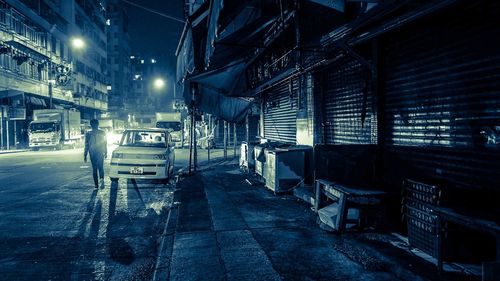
{"left": 0, "top": 149, "right": 30, "bottom": 155}
{"left": 152, "top": 181, "right": 181, "bottom": 281}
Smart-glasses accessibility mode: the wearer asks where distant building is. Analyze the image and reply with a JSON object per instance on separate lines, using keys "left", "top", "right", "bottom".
{"left": 127, "top": 55, "right": 171, "bottom": 127}
{"left": 0, "top": 0, "right": 108, "bottom": 149}
{"left": 106, "top": 0, "right": 131, "bottom": 120}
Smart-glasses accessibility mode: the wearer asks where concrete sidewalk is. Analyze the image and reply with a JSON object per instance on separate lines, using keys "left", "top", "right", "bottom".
{"left": 155, "top": 160, "right": 467, "bottom": 281}
{"left": 0, "top": 149, "right": 29, "bottom": 155}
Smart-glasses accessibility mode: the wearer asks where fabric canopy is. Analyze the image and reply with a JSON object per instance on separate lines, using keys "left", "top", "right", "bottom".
{"left": 189, "top": 59, "right": 247, "bottom": 96}
{"left": 187, "top": 59, "right": 251, "bottom": 123}
{"left": 195, "top": 86, "right": 251, "bottom": 124}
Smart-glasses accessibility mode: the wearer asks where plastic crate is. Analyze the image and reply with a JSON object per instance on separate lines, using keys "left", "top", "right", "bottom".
{"left": 407, "top": 214, "right": 440, "bottom": 258}
{"left": 403, "top": 179, "right": 441, "bottom": 205}
{"left": 403, "top": 179, "right": 441, "bottom": 258}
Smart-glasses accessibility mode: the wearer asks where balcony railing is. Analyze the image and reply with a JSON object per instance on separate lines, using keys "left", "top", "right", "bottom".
{"left": 0, "top": 8, "right": 48, "bottom": 49}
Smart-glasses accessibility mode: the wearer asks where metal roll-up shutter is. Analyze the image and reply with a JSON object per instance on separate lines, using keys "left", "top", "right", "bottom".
{"left": 383, "top": 2, "right": 500, "bottom": 192}
{"left": 263, "top": 79, "right": 299, "bottom": 143}
{"left": 323, "top": 55, "right": 376, "bottom": 144}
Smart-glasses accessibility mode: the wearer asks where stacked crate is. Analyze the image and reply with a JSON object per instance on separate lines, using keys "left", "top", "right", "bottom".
{"left": 403, "top": 179, "right": 442, "bottom": 258}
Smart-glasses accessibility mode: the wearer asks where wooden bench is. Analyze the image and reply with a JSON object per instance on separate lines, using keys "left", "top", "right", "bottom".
{"left": 432, "top": 207, "right": 500, "bottom": 275}
{"left": 314, "top": 179, "right": 388, "bottom": 232}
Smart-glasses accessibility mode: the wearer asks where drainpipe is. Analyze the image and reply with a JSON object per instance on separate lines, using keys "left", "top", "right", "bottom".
{"left": 224, "top": 120, "right": 229, "bottom": 160}
{"left": 0, "top": 106, "right": 4, "bottom": 149}
{"left": 233, "top": 123, "right": 237, "bottom": 159}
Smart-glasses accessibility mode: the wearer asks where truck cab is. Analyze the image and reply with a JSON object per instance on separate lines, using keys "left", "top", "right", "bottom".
{"left": 28, "top": 109, "right": 82, "bottom": 150}
{"left": 28, "top": 121, "right": 62, "bottom": 149}
{"left": 156, "top": 121, "right": 182, "bottom": 147}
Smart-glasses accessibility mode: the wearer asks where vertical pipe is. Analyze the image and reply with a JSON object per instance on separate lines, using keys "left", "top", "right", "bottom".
{"left": 246, "top": 113, "right": 250, "bottom": 172}
{"left": 193, "top": 114, "right": 197, "bottom": 172}
{"left": 233, "top": 123, "right": 236, "bottom": 159}
{"left": 6, "top": 117, "right": 9, "bottom": 150}
{"left": 49, "top": 81, "right": 53, "bottom": 109}
{"left": 13, "top": 120, "right": 17, "bottom": 149}
{"left": 223, "top": 120, "right": 227, "bottom": 160}
{"left": 180, "top": 114, "right": 185, "bottom": 147}
{"left": 207, "top": 115, "right": 211, "bottom": 162}
{"left": 0, "top": 106, "right": 4, "bottom": 150}
{"left": 188, "top": 104, "right": 193, "bottom": 174}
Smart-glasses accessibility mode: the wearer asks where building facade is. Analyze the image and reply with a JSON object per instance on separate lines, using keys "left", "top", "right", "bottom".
{"left": 177, "top": 0, "right": 500, "bottom": 269}
{"left": 0, "top": 0, "right": 107, "bottom": 149}
{"left": 126, "top": 55, "right": 170, "bottom": 127}
{"left": 105, "top": 0, "right": 131, "bottom": 120}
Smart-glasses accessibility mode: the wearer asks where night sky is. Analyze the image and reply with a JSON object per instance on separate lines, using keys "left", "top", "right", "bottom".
{"left": 123, "top": 0, "right": 185, "bottom": 75}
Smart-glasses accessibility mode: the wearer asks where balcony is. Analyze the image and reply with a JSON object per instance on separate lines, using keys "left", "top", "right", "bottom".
{"left": 0, "top": 8, "right": 48, "bottom": 50}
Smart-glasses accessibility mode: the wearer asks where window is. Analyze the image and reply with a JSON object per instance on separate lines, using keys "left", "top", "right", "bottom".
{"left": 121, "top": 131, "right": 166, "bottom": 147}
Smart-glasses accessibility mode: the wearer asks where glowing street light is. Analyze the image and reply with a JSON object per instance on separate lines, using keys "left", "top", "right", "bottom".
{"left": 71, "top": 37, "right": 85, "bottom": 49}
{"left": 154, "top": 78, "right": 165, "bottom": 89}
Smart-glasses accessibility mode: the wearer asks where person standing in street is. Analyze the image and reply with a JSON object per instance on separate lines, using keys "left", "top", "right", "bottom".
{"left": 84, "top": 119, "right": 107, "bottom": 189}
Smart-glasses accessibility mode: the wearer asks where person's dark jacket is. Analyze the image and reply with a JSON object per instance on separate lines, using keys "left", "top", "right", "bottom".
{"left": 84, "top": 129, "right": 107, "bottom": 158}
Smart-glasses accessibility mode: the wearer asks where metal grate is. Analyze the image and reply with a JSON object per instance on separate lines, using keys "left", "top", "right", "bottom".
{"left": 383, "top": 2, "right": 500, "bottom": 192}
{"left": 263, "top": 79, "right": 299, "bottom": 144}
{"left": 322, "top": 55, "right": 376, "bottom": 144}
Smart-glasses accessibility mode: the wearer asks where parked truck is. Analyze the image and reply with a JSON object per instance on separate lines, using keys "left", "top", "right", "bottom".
{"left": 28, "top": 109, "right": 82, "bottom": 150}
{"left": 98, "top": 118, "right": 126, "bottom": 144}
{"left": 155, "top": 112, "right": 183, "bottom": 147}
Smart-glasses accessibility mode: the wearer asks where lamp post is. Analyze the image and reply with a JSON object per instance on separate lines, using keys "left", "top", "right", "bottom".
{"left": 48, "top": 78, "right": 55, "bottom": 109}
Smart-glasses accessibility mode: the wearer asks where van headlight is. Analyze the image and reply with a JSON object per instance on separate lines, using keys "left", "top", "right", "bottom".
{"left": 112, "top": 152, "right": 123, "bottom": 159}
{"left": 153, "top": 154, "right": 166, "bottom": 160}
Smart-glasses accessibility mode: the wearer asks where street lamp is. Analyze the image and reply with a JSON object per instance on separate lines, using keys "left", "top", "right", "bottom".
{"left": 153, "top": 78, "right": 165, "bottom": 90}
{"left": 71, "top": 37, "right": 85, "bottom": 49}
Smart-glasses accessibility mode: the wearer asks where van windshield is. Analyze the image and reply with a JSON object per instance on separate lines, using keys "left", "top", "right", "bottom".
{"left": 120, "top": 131, "right": 167, "bottom": 148}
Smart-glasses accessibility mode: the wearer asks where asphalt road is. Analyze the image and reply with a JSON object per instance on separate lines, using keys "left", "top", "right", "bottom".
{"left": 0, "top": 146, "right": 197, "bottom": 281}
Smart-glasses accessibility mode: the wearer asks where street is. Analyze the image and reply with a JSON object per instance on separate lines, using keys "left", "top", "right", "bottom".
{"left": 0, "top": 147, "right": 194, "bottom": 280}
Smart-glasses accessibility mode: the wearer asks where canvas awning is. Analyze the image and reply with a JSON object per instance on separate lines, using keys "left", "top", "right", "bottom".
{"left": 205, "top": 0, "right": 277, "bottom": 69}
{"left": 189, "top": 59, "right": 247, "bottom": 96}
{"left": 188, "top": 59, "right": 251, "bottom": 123}
{"left": 195, "top": 86, "right": 251, "bottom": 124}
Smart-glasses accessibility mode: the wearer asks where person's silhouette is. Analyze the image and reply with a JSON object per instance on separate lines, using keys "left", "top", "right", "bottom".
{"left": 84, "top": 119, "right": 107, "bottom": 189}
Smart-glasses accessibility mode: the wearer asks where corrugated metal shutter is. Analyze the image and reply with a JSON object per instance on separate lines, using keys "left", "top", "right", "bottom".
{"left": 323, "top": 55, "right": 376, "bottom": 144}
{"left": 382, "top": 2, "right": 500, "bottom": 192}
{"left": 263, "top": 79, "right": 299, "bottom": 143}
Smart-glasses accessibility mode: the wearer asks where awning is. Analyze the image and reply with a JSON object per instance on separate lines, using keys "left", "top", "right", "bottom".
{"left": 29, "top": 96, "right": 47, "bottom": 106}
{"left": 189, "top": 59, "right": 247, "bottom": 96}
{"left": 195, "top": 86, "right": 251, "bottom": 124}
{"left": 176, "top": 23, "right": 195, "bottom": 102}
{"left": 205, "top": 0, "right": 277, "bottom": 69}
{"left": 176, "top": 24, "right": 195, "bottom": 81}
{"left": 187, "top": 59, "right": 251, "bottom": 123}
